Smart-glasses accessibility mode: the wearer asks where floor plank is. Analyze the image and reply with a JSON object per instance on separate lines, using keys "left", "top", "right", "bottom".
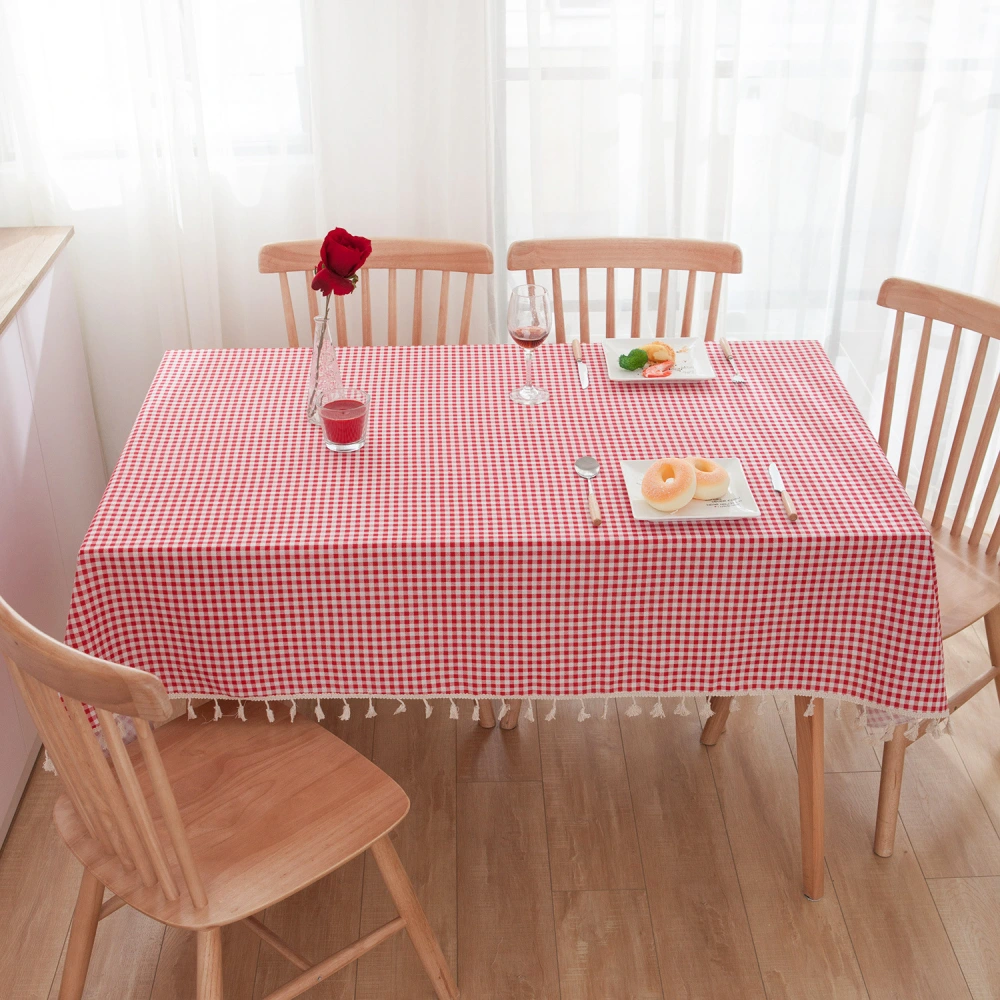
{"left": 553, "top": 890, "right": 663, "bottom": 1000}
{"left": 619, "top": 703, "right": 766, "bottom": 1000}
{"left": 457, "top": 781, "right": 560, "bottom": 999}
{"left": 824, "top": 772, "right": 971, "bottom": 999}
{"left": 456, "top": 702, "right": 542, "bottom": 782}
{"left": 356, "top": 702, "right": 457, "bottom": 1000}
{"left": 928, "top": 876, "right": 1000, "bottom": 1000}
{"left": 0, "top": 761, "right": 83, "bottom": 1000}
{"left": 539, "top": 698, "right": 643, "bottom": 891}
{"left": 706, "top": 698, "right": 868, "bottom": 999}
{"left": 46, "top": 903, "right": 164, "bottom": 1000}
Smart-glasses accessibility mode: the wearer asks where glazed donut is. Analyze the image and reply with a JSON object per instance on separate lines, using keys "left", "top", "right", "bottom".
{"left": 641, "top": 458, "right": 697, "bottom": 512}
{"left": 685, "top": 456, "right": 730, "bottom": 500}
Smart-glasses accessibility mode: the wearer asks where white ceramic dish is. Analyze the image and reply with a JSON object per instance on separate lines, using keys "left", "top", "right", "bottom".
{"left": 601, "top": 338, "right": 716, "bottom": 383}
{"left": 620, "top": 458, "right": 761, "bottom": 521}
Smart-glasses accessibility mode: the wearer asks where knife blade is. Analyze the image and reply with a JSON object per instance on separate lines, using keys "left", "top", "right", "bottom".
{"left": 571, "top": 338, "right": 590, "bottom": 389}
{"left": 768, "top": 463, "right": 797, "bottom": 521}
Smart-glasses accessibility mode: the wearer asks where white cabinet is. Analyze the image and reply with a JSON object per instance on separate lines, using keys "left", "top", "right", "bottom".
{"left": 0, "top": 230, "right": 106, "bottom": 842}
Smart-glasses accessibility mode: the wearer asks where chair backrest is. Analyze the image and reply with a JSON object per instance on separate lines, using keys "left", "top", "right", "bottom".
{"left": 506, "top": 238, "right": 742, "bottom": 343}
{"left": 877, "top": 277, "right": 1000, "bottom": 554}
{"left": 259, "top": 238, "right": 494, "bottom": 348}
{"left": 0, "top": 594, "right": 207, "bottom": 908}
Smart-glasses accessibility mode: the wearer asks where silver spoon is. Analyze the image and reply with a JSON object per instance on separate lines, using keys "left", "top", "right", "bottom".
{"left": 574, "top": 456, "right": 602, "bottom": 526}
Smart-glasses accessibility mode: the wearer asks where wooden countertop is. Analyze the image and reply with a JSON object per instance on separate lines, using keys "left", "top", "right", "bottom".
{"left": 0, "top": 226, "right": 74, "bottom": 337}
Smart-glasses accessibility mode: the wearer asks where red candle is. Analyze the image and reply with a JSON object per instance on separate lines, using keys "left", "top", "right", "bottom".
{"left": 320, "top": 397, "right": 366, "bottom": 445}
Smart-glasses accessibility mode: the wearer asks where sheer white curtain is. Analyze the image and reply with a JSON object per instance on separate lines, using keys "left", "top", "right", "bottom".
{"left": 501, "top": 0, "right": 1000, "bottom": 422}
{"left": 0, "top": 0, "right": 493, "bottom": 467}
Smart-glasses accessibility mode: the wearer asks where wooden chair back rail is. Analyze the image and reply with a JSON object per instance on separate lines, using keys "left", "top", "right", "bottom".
{"left": 259, "top": 238, "right": 493, "bottom": 348}
{"left": 0, "top": 595, "right": 202, "bottom": 907}
{"left": 876, "top": 277, "right": 1000, "bottom": 557}
{"left": 507, "top": 238, "right": 741, "bottom": 344}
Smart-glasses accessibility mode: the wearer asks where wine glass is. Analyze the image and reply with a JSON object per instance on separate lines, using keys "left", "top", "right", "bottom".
{"left": 507, "top": 284, "right": 552, "bottom": 405}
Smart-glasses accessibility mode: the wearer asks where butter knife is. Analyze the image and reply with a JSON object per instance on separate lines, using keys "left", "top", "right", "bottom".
{"left": 768, "top": 463, "right": 797, "bottom": 521}
{"left": 571, "top": 338, "right": 590, "bottom": 389}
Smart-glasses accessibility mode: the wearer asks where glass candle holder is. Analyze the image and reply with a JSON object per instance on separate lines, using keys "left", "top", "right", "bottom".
{"left": 318, "top": 387, "right": 370, "bottom": 453}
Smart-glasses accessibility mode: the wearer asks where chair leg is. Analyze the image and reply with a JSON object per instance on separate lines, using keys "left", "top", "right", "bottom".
{"left": 370, "top": 835, "right": 458, "bottom": 1000}
{"left": 794, "top": 696, "right": 824, "bottom": 900}
{"left": 700, "top": 696, "right": 732, "bottom": 745}
{"left": 874, "top": 723, "right": 908, "bottom": 858}
{"left": 984, "top": 607, "right": 1000, "bottom": 704}
{"left": 196, "top": 927, "right": 224, "bottom": 1000}
{"left": 500, "top": 699, "right": 522, "bottom": 730}
{"left": 58, "top": 869, "right": 105, "bottom": 1000}
{"left": 477, "top": 699, "right": 496, "bottom": 729}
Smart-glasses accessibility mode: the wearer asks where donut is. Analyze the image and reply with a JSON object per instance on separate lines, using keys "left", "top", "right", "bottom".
{"left": 685, "top": 456, "right": 730, "bottom": 500}
{"left": 641, "top": 458, "right": 697, "bottom": 511}
{"left": 643, "top": 341, "right": 675, "bottom": 365}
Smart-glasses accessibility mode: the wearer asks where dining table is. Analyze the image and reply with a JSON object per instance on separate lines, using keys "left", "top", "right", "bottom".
{"left": 65, "top": 339, "right": 948, "bottom": 900}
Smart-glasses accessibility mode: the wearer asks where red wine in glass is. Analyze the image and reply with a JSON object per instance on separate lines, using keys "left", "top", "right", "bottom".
{"left": 510, "top": 325, "right": 549, "bottom": 350}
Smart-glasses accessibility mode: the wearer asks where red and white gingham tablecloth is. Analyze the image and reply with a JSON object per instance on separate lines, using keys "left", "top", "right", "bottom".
{"left": 65, "top": 342, "right": 947, "bottom": 727}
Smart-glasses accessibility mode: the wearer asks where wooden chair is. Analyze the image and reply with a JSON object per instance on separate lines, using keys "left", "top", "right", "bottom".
{"left": 506, "top": 237, "right": 743, "bottom": 344}
{"left": 0, "top": 594, "right": 458, "bottom": 1000}
{"left": 701, "top": 277, "right": 1000, "bottom": 864}
{"left": 482, "top": 238, "right": 742, "bottom": 733}
{"left": 258, "top": 238, "right": 493, "bottom": 348}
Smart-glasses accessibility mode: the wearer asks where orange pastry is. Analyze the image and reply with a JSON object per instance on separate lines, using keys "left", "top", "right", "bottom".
{"left": 641, "top": 458, "right": 697, "bottom": 511}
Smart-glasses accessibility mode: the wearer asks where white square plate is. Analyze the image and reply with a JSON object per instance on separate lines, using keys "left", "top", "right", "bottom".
{"left": 620, "top": 458, "right": 761, "bottom": 521}
{"left": 601, "top": 338, "right": 716, "bottom": 383}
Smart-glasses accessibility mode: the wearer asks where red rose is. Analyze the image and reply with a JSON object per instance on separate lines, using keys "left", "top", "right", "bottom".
{"left": 311, "top": 227, "right": 373, "bottom": 296}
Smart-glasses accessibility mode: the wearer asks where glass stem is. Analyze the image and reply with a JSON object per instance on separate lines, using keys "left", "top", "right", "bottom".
{"left": 524, "top": 348, "right": 534, "bottom": 390}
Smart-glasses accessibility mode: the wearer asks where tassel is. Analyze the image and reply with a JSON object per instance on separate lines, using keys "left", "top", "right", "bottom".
{"left": 731, "top": 698, "right": 741, "bottom": 712}
{"left": 43, "top": 750, "right": 56, "bottom": 774}
{"left": 236, "top": 701, "right": 247, "bottom": 722}
{"left": 756, "top": 697, "right": 766, "bottom": 715}
{"left": 803, "top": 697, "right": 816, "bottom": 718}
{"left": 340, "top": 699, "right": 351, "bottom": 721}
{"left": 650, "top": 697, "right": 666, "bottom": 719}
{"left": 394, "top": 699, "right": 406, "bottom": 715}
{"left": 186, "top": 699, "right": 196, "bottom": 720}
{"left": 625, "top": 697, "right": 641, "bottom": 718}
{"left": 673, "top": 697, "right": 691, "bottom": 717}
{"left": 423, "top": 698, "right": 433, "bottom": 719}
{"left": 705, "top": 700, "right": 716, "bottom": 718}
{"left": 314, "top": 699, "right": 325, "bottom": 722}
{"left": 365, "top": 698, "right": 377, "bottom": 719}
{"left": 602, "top": 697, "right": 610, "bottom": 720}
{"left": 472, "top": 702, "right": 480, "bottom": 722}
{"left": 449, "top": 698, "right": 459, "bottom": 720}
{"left": 835, "top": 701, "right": 843, "bottom": 720}
{"left": 497, "top": 700, "right": 509, "bottom": 721}
{"left": 545, "top": 700, "right": 557, "bottom": 722}
{"left": 265, "top": 701, "right": 275, "bottom": 723}
{"left": 212, "top": 699, "right": 222, "bottom": 722}
{"left": 578, "top": 700, "right": 591, "bottom": 722}
{"left": 525, "top": 700, "right": 535, "bottom": 722}
{"left": 904, "top": 719, "right": 920, "bottom": 741}
{"left": 288, "top": 701, "right": 297, "bottom": 723}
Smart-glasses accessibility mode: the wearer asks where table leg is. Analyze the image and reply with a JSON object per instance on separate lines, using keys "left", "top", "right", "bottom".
{"left": 477, "top": 699, "right": 496, "bottom": 729}
{"left": 794, "top": 696, "right": 824, "bottom": 900}
{"left": 500, "top": 699, "right": 522, "bottom": 729}
{"left": 700, "top": 696, "right": 732, "bottom": 745}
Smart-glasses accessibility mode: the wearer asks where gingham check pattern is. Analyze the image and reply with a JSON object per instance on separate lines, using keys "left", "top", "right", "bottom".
{"left": 64, "top": 342, "right": 947, "bottom": 720}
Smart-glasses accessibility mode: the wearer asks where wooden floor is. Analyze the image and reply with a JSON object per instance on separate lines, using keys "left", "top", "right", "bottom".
{"left": 3, "top": 624, "right": 1000, "bottom": 999}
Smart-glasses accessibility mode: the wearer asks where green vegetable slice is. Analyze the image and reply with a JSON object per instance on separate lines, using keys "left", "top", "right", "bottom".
{"left": 618, "top": 348, "right": 648, "bottom": 371}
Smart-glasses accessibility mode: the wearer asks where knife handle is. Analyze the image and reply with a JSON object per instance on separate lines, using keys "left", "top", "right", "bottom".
{"left": 588, "top": 485, "right": 602, "bottom": 526}
{"left": 780, "top": 490, "right": 797, "bottom": 521}
{"left": 721, "top": 338, "right": 734, "bottom": 362}
{"left": 572, "top": 338, "right": 583, "bottom": 362}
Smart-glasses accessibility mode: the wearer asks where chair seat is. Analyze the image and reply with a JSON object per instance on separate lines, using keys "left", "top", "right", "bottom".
{"left": 54, "top": 706, "right": 409, "bottom": 930}
{"left": 930, "top": 524, "right": 1000, "bottom": 637}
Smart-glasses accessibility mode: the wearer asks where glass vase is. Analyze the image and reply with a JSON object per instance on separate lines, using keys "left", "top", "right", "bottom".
{"left": 306, "top": 312, "right": 343, "bottom": 425}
